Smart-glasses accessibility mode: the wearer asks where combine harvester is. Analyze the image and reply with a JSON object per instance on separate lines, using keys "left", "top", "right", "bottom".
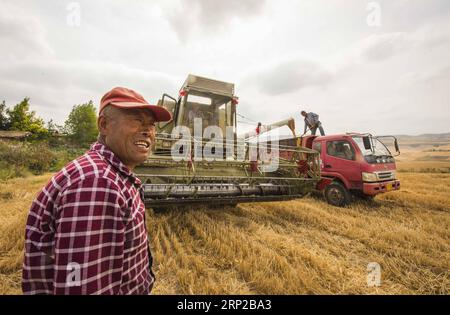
{"left": 135, "top": 74, "right": 321, "bottom": 210}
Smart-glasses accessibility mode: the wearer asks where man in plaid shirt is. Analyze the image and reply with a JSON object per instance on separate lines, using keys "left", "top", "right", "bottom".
{"left": 22, "top": 87, "right": 172, "bottom": 294}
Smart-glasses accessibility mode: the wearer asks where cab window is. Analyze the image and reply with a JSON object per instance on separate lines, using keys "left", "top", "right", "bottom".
{"left": 326, "top": 140, "right": 355, "bottom": 160}
{"left": 313, "top": 142, "right": 321, "bottom": 153}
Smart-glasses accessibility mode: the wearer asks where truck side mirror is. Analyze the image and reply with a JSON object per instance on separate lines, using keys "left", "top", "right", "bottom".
{"left": 158, "top": 93, "right": 177, "bottom": 129}
{"left": 394, "top": 139, "right": 400, "bottom": 153}
{"left": 362, "top": 136, "right": 372, "bottom": 150}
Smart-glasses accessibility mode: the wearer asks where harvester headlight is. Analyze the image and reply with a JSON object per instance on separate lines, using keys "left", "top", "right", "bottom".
{"left": 362, "top": 172, "right": 378, "bottom": 182}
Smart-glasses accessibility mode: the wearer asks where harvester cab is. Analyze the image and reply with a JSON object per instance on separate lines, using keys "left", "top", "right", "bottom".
{"left": 155, "top": 74, "right": 237, "bottom": 148}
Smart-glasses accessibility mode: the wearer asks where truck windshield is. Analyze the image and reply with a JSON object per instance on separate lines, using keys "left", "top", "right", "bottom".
{"left": 352, "top": 137, "right": 391, "bottom": 157}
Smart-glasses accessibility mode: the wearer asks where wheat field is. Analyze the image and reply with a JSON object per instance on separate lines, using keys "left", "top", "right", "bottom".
{"left": 1, "top": 170, "right": 449, "bottom": 295}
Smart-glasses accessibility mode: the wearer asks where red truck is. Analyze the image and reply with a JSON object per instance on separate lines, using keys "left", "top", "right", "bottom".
{"left": 298, "top": 133, "right": 401, "bottom": 206}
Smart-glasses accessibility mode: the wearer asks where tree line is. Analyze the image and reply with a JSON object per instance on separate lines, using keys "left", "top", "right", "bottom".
{"left": 0, "top": 98, "right": 98, "bottom": 147}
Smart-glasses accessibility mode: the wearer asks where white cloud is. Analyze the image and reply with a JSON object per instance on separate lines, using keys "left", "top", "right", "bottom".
{"left": 0, "top": 2, "right": 54, "bottom": 61}
{"left": 245, "top": 58, "right": 334, "bottom": 95}
{"left": 0, "top": 59, "right": 179, "bottom": 124}
{"left": 164, "top": 0, "right": 266, "bottom": 42}
{"left": 358, "top": 32, "right": 412, "bottom": 62}
{"left": 0, "top": 0, "right": 449, "bottom": 135}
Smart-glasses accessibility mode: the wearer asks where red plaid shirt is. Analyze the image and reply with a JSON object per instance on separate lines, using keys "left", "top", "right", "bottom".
{"left": 22, "top": 142, "right": 154, "bottom": 295}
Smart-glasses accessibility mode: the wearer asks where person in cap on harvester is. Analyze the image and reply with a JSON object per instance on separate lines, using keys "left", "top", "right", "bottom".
{"left": 22, "top": 87, "right": 172, "bottom": 295}
{"left": 255, "top": 122, "right": 262, "bottom": 136}
{"left": 188, "top": 103, "right": 205, "bottom": 125}
{"left": 301, "top": 110, "right": 325, "bottom": 136}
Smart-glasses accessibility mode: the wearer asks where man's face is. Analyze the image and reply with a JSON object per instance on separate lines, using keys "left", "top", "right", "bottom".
{"left": 99, "top": 106, "right": 156, "bottom": 170}
{"left": 301, "top": 111, "right": 307, "bottom": 117}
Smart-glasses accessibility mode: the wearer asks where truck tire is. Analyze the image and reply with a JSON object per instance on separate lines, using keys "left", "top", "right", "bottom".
{"left": 352, "top": 191, "right": 375, "bottom": 201}
{"left": 324, "top": 182, "right": 352, "bottom": 207}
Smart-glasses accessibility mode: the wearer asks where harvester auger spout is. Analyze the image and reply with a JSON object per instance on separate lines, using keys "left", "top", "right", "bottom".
{"left": 135, "top": 74, "right": 321, "bottom": 209}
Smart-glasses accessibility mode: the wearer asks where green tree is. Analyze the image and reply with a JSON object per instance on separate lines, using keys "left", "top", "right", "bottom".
{"left": 47, "top": 119, "right": 63, "bottom": 134}
{"left": 7, "top": 98, "right": 48, "bottom": 137}
{"left": 64, "top": 101, "right": 98, "bottom": 146}
{"left": 0, "top": 100, "right": 10, "bottom": 130}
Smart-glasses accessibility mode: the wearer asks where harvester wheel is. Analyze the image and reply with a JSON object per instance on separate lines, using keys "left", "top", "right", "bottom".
{"left": 324, "top": 182, "right": 351, "bottom": 207}
{"left": 151, "top": 203, "right": 238, "bottom": 213}
{"left": 225, "top": 203, "right": 238, "bottom": 209}
{"left": 204, "top": 202, "right": 238, "bottom": 210}
{"left": 152, "top": 207, "right": 167, "bottom": 214}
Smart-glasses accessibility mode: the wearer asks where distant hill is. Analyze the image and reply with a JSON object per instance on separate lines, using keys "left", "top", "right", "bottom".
{"left": 254, "top": 132, "right": 450, "bottom": 144}
{"left": 393, "top": 133, "right": 450, "bottom": 150}
{"left": 395, "top": 133, "right": 450, "bottom": 143}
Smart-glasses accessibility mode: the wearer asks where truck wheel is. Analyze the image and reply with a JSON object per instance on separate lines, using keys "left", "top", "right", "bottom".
{"left": 324, "top": 182, "right": 351, "bottom": 207}
{"left": 359, "top": 194, "right": 375, "bottom": 201}
{"left": 352, "top": 191, "right": 375, "bottom": 201}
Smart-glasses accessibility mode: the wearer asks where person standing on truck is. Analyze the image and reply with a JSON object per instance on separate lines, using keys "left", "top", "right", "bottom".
{"left": 22, "top": 87, "right": 172, "bottom": 295}
{"left": 188, "top": 103, "right": 207, "bottom": 135}
{"left": 301, "top": 110, "right": 325, "bottom": 136}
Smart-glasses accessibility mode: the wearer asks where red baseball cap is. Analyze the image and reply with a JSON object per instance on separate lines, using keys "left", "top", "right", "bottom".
{"left": 100, "top": 87, "right": 172, "bottom": 122}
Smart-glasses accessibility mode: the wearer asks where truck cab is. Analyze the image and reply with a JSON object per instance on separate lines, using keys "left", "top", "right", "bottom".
{"left": 302, "top": 133, "right": 401, "bottom": 206}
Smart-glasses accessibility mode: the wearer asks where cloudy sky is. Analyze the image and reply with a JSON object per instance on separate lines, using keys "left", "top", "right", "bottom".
{"left": 1, "top": 0, "right": 449, "bottom": 136}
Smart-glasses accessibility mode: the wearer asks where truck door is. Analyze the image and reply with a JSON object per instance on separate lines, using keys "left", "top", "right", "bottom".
{"left": 312, "top": 141, "right": 323, "bottom": 170}
{"left": 323, "top": 140, "right": 361, "bottom": 189}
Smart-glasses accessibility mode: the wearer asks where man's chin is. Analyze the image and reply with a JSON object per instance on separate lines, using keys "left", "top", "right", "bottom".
{"left": 136, "top": 151, "right": 151, "bottom": 163}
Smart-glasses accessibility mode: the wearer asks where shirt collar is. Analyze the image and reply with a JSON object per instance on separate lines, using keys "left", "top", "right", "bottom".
{"left": 90, "top": 142, "right": 142, "bottom": 186}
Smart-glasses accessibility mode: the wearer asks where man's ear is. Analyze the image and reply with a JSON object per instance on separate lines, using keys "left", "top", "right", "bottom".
{"left": 98, "top": 115, "right": 109, "bottom": 136}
